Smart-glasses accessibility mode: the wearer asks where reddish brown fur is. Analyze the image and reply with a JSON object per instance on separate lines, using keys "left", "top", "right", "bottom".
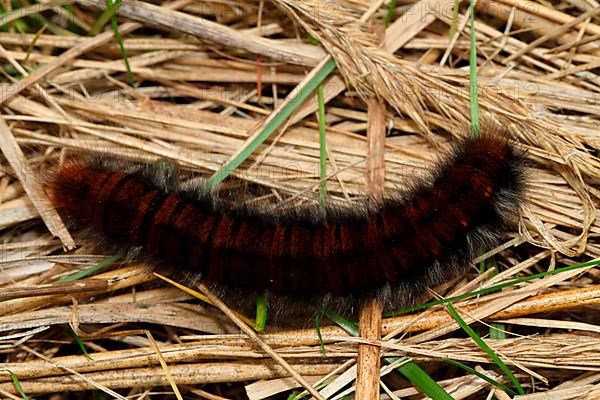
{"left": 48, "top": 135, "right": 525, "bottom": 299}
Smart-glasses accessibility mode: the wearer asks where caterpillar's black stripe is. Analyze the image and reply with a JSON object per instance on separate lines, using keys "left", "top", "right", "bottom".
{"left": 164, "top": 199, "right": 192, "bottom": 267}
{"left": 139, "top": 192, "right": 169, "bottom": 247}
{"left": 100, "top": 174, "right": 134, "bottom": 235}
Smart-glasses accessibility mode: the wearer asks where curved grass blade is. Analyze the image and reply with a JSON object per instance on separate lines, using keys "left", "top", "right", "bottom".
{"left": 324, "top": 309, "right": 358, "bottom": 336}
{"left": 442, "top": 358, "right": 516, "bottom": 396}
{"left": 70, "top": 327, "right": 93, "bottom": 360}
{"left": 8, "top": 370, "right": 30, "bottom": 400}
{"left": 385, "top": 259, "right": 600, "bottom": 317}
{"left": 393, "top": 358, "right": 455, "bottom": 400}
{"left": 324, "top": 310, "right": 454, "bottom": 399}
{"left": 446, "top": 303, "right": 524, "bottom": 395}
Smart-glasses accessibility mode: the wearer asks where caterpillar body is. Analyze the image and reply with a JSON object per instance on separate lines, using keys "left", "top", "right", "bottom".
{"left": 47, "top": 134, "right": 525, "bottom": 309}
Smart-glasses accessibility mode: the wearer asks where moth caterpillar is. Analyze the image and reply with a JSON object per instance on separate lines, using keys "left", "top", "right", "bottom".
{"left": 47, "top": 134, "right": 525, "bottom": 310}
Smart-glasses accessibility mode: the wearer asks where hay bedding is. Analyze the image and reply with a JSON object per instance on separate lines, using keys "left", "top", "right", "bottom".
{"left": 0, "top": 0, "right": 598, "bottom": 399}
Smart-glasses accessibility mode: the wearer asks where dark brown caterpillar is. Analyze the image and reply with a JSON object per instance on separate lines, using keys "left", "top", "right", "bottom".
{"left": 47, "top": 134, "right": 525, "bottom": 307}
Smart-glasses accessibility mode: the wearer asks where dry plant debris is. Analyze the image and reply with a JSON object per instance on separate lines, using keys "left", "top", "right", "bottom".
{"left": 0, "top": 0, "right": 598, "bottom": 399}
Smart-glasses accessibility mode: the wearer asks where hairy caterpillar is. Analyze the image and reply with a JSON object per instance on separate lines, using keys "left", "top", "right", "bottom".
{"left": 46, "top": 134, "right": 525, "bottom": 310}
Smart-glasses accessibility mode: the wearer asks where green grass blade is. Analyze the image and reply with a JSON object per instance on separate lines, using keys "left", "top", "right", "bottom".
{"left": 58, "top": 252, "right": 123, "bottom": 282}
{"left": 384, "top": 0, "right": 398, "bottom": 27}
{"left": 306, "top": 34, "right": 320, "bottom": 46}
{"left": 63, "top": 4, "right": 77, "bottom": 32}
{"left": 106, "top": 0, "right": 134, "bottom": 86}
{"left": 1, "top": 18, "right": 27, "bottom": 32}
{"left": 478, "top": 247, "right": 496, "bottom": 274}
{"left": 287, "top": 391, "right": 300, "bottom": 400}
{"left": 317, "top": 82, "right": 328, "bottom": 205}
{"left": 447, "top": 303, "right": 524, "bottom": 394}
{"left": 490, "top": 322, "right": 506, "bottom": 339}
{"left": 323, "top": 309, "right": 358, "bottom": 336}
{"left": 325, "top": 310, "right": 454, "bottom": 399}
{"left": 206, "top": 57, "right": 338, "bottom": 190}
{"left": 442, "top": 358, "right": 516, "bottom": 396}
{"left": 385, "top": 258, "right": 600, "bottom": 317}
{"left": 70, "top": 327, "right": 93, "bottom": 360}
{"left": 479, "top": 257, "right": 508, "bottom": 339}
{"left": 315, "top": 311, "right": 327, "bottom": 356}
{"left": 468, "top": 0, "right": 480, "bottom": 138}
{"left": 0, "top": 6, "right": 33, "bottom": 32}
{"left": 253, "top": 295, "right": 268, "bottom": 332}
{"left": 393, "top": 358, "right": 455, "bottom": 400}
{"left": 8, "top": 371, "right": 29, "bottom": 400}
{"left": 89, "top": 0, "right": 120, "bottom": 36}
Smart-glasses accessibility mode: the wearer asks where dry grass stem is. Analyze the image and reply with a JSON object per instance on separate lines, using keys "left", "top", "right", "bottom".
{"left": 0, "top": 0, "right": 597, "bottom": 398}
